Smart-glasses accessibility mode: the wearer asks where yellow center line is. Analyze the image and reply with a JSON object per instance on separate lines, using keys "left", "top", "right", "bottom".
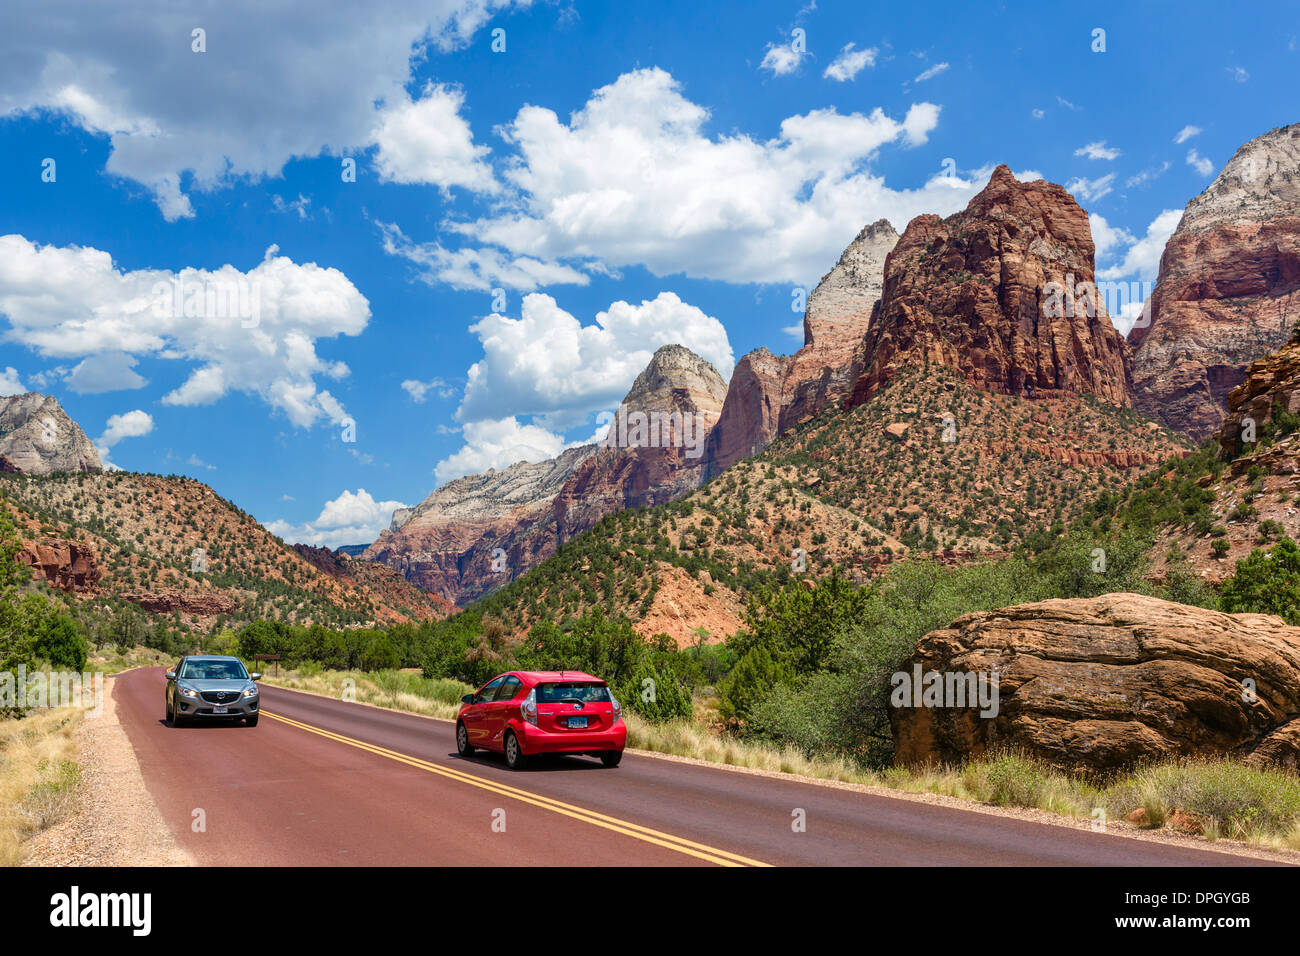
{"left": 262, "top": 709, "right": 772, "bottom": 868}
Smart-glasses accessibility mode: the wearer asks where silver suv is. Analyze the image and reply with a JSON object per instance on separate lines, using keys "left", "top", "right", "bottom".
{"left": 165, "top": 655, "right": 262, "bottom": 727}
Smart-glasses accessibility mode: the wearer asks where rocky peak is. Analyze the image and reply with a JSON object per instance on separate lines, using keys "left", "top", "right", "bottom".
{"left": 603, "top": 344, "right": 728, "bottom": 446}
{"left": 802, "top": 218, "right": 898, "bottom": 349}
{"left": 847, "top": 165, "right": 1132, "bottom": 409}
{"left": 1130, "top": 124, "right": 1300, "bottom": 441}
{"left": 0, "top": 392, "right": 102, "bottom": 475}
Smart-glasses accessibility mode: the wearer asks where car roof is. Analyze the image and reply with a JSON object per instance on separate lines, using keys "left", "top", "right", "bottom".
{"left": 182, "top": 655, "right": 243, "bottom": 662}
{"left": 509, "top": 670, "right": 604, "bottom": 683}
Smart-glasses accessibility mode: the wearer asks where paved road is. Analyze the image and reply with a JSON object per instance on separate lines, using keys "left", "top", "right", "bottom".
{"left": 114, "top": 667, "right": 1275, "bottom": 866}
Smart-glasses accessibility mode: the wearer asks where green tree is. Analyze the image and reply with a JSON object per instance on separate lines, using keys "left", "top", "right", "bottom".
{"left": 1219, "top": 537, "right": 1300, "bottom": 624}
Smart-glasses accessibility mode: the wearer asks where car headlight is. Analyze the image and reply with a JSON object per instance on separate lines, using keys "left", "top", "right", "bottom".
{"left": 242, "top": 684, "right": 258, "bottom": 698}
{"left": 179, "top": 685, "right": 198, "bottom": 699}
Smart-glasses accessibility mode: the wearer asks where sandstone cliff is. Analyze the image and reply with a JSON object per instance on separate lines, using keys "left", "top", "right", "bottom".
{"left": 1130, "top": 124, "right": 1300, "bottom": 441}
{"left": 16, "top": 538, "right": 101, "bottom": 592}
{"left": 847, "top": 166, "right": 1131, "bottom": 409}
{"left": 705, "top": 221, "right": 898, "bottom": 476}
{"left": 0, "top": 393, "right": 101, "bottom": 475}
{"left": 892, "top": 592, "right": 1300, "bottom": 773}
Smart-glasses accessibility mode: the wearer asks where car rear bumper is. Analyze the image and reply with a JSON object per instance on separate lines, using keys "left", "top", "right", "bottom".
{"left": 517, "top": 720, "right": 626, "bottom": 755}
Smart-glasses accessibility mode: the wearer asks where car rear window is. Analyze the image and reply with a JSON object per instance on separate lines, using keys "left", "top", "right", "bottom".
{"left": 535, "top": 682, "right": 610, "bottom": 704}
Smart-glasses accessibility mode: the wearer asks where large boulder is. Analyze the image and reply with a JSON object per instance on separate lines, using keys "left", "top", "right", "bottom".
{"left": 891, "top": 592, "right": 1300, "bottom": 773}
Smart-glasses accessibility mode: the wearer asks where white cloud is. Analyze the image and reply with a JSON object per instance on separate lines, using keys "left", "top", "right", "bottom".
{"left": 1056, "top": 96, "right": 1081, "bottom": 111}
{"left": 435, "top": 68, "right": 966, "bottom": 289}
{"left": 273, "top": 194, "right": 314, "bottom": 220}
{"left": 760, "top": 42, "right": 805, "bottom": 76}
{"left": 95, "top": 409, "right": 153, "bottom": 462}
{"left": 1173, "top": 125, "right": 1202, "bottom": 144}
{"left": 0, "top": 367, "right": 25, "bottom": 396}
{"left": 1031, "top": 108, "right": 1045, "bottom": 120}
{"left": 66, "top": 351, "right": 147, "bottom": 394}
{"left": 433, "top": 416, "right": 573, "bottom": 483}
{"left": 0, "top": 237, "right": 368, "bottom": 428}
{"left": 264, "top": 488, "right": 409, "bottom": 549}
{"left": 1088, "top": 213, "right": 1135, "bottom": 262}
{"left": 379, "top": 221, "right": 590, "bottom": 292}
{"left": 1187, "top": 148, "right": 1214, "bottom": 176}
{"left": 458, "top": 290, "right": 733, "bottom": 425}
{"left": 1227, "top": 66, "right": 1250, "bottom": 83}
{"left": 1066, "top": 173, "right": 1116, "bottom": 203}
{"left": 913, "top": 62, "right": 949, "bottom": 83}
{"left": 370, "top": 82, "right": 498, "bottom": 193}
{"left": 824, "top": 43, "right": 877, "bottom": 81}
{"left": 401, "top": 377, "right": 455, "bottom": 402}
{"left": 0, "top": 1, "right": 520, "bottom": 218}
{"left": 1074, "top": 140, "right": 1121, "bottom": 161}
{"left": 1096, "top": 209, "right": 1182, "bottom": 282}
{"left": 1125, "top": 161, "right": 1170, "bottom": 188}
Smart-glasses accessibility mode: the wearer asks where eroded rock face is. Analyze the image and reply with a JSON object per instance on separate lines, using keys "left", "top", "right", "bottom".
{"left": 121, "top": 589, "right": 238, "bottom": 616}
{"left": 554, "top": 345, "right": 728, "bottom": 540}
{"left": 891, "top": 593, "right": 1300, "bottom": 773}
{"left": 847, "top": 166, "right": 1132, "bottom": 410}
{"left": 0, "top": 393, "right": 101, "bottom": 475}
{"left": 705, "top": 221, "right": 898, "bottom": 475}
{"left": 16, "top": 538, "right": 101, "bottom": 592}
{"left": 1130, "top": 124, "right": 1300, "bottom": 442}
{"left": 363, "top": 445, "right": 596, "bottom": 606}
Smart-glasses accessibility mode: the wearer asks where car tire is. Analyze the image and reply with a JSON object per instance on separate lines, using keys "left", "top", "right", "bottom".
{"left": 173, "top": 710, "right": 186, "bottom": 727}
{"left": 165, "top": 697, "right": 173, "bottom": 723}
{"left": 504, "top": 730, "right": 527, "bottom": 770}
{"left": 600, "top": 750, "right": 623, "bottom": 768}
{"left": 245, "top": 715, "right": 259, "bottom": 727}
{"left": 456, "top": 722, "right": 474, "bottom": 757}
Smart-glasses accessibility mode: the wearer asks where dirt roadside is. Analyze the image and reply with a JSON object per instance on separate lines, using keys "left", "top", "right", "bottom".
{"left": 23, "top": 672, "right": 192, "bottom": 866}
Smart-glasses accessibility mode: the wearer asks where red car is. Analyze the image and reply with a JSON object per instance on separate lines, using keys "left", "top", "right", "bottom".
{"left": 456, "top": 670, "right": 626, "bottom": 770}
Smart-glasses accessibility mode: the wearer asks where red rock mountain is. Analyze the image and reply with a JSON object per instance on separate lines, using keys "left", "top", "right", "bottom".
{"left": 366, "top": 345, "right": 728, "bottom": 606}
{"left": 1130, "top": 124, "right": 1300, "bottom": 441}
{"left": 847, "top": 165, "right": 1132, "bottom": 409}
{"left": 705, "top": 219, "right": 898, "bottom": 476}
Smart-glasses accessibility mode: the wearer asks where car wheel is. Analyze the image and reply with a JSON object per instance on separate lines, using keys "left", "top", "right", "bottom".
{"left": 504, "top": 730, "right": 527, "bottom": 770}
{"left": 456, "top": 722, "right": 474, "bottom": 757}
{"left": 173, "top": 710, "right": 186, "bottom": 727}
{"left": 245, "top": 715, "right": 259, "bottom": 727}
{"left": 165, "top": 696, "right": 173, "bottom": 723}
{"left": 600, "top": 750, "right": 623, "bottom": 768}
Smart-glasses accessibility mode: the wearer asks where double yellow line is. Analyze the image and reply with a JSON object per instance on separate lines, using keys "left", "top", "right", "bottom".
{"left": 262, "top": 709, "right": 771, "bottom": 867}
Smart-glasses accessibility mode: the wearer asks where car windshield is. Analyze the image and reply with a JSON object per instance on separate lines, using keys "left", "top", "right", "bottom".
{"left": 180, "top": 659, "right": 248, "bottom": 681}
{"left": 536, "top": 682, "right": 610, "bottom": 703}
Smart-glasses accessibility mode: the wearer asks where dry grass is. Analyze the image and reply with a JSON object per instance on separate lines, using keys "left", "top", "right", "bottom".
{"left": 0, "top": 708, "right": 83, "bottom": 865}
{"left": 261, "top": 666, "right": 472, "bottom": 721}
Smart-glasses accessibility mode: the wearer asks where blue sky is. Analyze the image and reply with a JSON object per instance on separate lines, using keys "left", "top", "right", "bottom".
{"left": 0, "top": 0, "right": 1296, "bottom": 547}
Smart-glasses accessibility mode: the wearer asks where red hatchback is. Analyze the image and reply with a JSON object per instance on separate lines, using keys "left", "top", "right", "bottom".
{"left": 456, "top": 671, "right": 627, "bottom": 770}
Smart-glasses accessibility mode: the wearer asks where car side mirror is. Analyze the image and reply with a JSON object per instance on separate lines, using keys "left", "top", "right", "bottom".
{"left": 165, "top": 671, "right": 176, "bottom": 681}
{"left": 461, "top": 694, "right": 475, "bottom": 704}
{"left": 250, "top": 673, "right": 262, "bottom": 681}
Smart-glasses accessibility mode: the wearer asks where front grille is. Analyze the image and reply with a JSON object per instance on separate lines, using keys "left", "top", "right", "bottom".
{"left": 200, "top": 690, "right": 241, "bottom": 704}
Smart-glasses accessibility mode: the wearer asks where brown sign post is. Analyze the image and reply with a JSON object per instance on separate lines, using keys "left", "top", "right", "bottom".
{"left": 253, "top": 653, "right": 281, "bottom": 677}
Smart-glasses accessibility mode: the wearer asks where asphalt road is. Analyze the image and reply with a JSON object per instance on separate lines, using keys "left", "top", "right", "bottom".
{"left": 114, "top": 667, "right": 1275, "bottom": 867}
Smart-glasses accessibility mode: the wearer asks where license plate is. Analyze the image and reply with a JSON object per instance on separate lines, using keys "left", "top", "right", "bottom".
{"left": 213, "top": 706, "right": 228, "bottom": 714}
{"left": 568, "top": 716, "right": 588, "bottom": 729}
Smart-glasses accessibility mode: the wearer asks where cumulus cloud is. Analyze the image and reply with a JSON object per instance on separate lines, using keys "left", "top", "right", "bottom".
{"left": 0, "top": 367, "right": 25, "bottom": 396}
{"left": 0, "top": 1, "right": 519, "bottom": 218}
{"left": 433, "top": 416, "right": 574, "bottom": 483}
{"left": 1187, "top": 148, "right": 1214, "bottom": 176}
{"left": 370, "top": 82, "right": 498, "bottom": 193}
{"left": 458, "top": 291, "right": 733, "bottom": 425}
{"left": 1088, "top": 213, "right": 1135, "bottom": 262}
{"left": 0, "top": 237, "right": 368, "bottom": 428}
{"left": 66, "top": 352, "right": 147, "bottom": 394}
{"left": 824, "top": 43, "right": 877, "bottom": 81}
{"left": 94, "top": 408, "right": 153, "bottom": 463}
{"left": 264, "top": 488, "right": 409, "bottom": 549}
{"left": 1174, "top": 125, "right": 1202, "bottom": 144}
{"left": 760, "top": 41, "right": 806, "bottom": 76}
{"left": 1096, "top": 209, "right": 1182, "bottom": 282}
{"left": 433, "top": 68, "right": 968, "bottom": 289}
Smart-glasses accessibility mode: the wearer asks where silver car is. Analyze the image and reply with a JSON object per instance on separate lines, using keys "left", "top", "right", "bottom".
{"left": 165, "top": 655, "right": 262, "bottom": 727}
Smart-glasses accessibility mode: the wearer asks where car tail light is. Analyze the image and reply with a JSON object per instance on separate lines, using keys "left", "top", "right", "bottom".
{"left": 522, "top": 688, "right": 538, "bottom": 725}
{"left": 611, "top": 696, "right": 622, "bottom": 723}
